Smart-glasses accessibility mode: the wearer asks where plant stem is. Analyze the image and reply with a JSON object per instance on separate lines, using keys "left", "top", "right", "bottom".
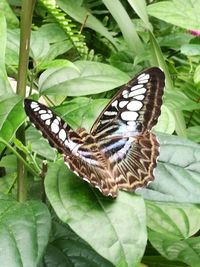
{"left": 16, "top": 0, "right": 36, "bottom": 202}
{"left": 0, "top": 138, "right": 38, "bottom": 178}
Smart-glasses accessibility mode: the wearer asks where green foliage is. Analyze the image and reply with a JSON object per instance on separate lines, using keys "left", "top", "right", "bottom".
{"left": 0, "top": 0, "right": 200, "bottom": 267}
{"left": 0, "top": 197, "right": 51, "bottom": 267}
{"left": 39, "top": 0, "right": 89, "bottom": 58}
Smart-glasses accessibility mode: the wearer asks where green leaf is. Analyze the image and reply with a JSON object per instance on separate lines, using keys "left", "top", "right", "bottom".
{"left": 181, "top": 44, "right": 200, "bottom": 56}
{"left": 0, "top": 95, "right": 25, "bottom": 151}
{"left": 0, "top": 13, "right": 13, "bottom": 95}
{"left": 38, "top": 59, "right": 78, "bottom": 72}
{"left": 56, "top": 0, "right": 118, "bottom": 48}
{"left": 30, "top": 31, "right": 50, "bottom": 62}
{"left": 0, "top": 199, "right": 51, "bottom": 267}
{"left": 102, "top": 0, "right": 143, "bottom": 53}
{"left": 0, "top": 155, "right": 16, "bottom": 194}
{"left": 39, "top": 61, "right": 129, "bottom": 96}
{"left": 159, "top": 33, "right": 193, "bottom": 49}
{"left": 0, "top": 0, "right": 19, "bottom": 28}
{"left": 147, "top": 202, "right": 200, "bottom": 238}
{"left": 43, "top": 221, "right": 114, "bottom": 267}
{"left": 45, "top": 161, "right": 147, "bottom": 267}
{"left": 139, "top": 133, "right": 200, "bottom": 203}
{"left": 147, "top": 0, "right": 200, "bottom": 30}
{"left": 55, "top": 97, "right": 109, "bottom": 131}
{"left": 147, "top": 202, "right": 200, "bottom": 266}
{"left": 6, "top": 29, "right": 20, "bottom": 67}
{"left": 148, "top": 231, "right": 200, "bottom": 266}
{"left": 186, "top": 126, "right": 200, "bottom": 143}
{"left": 127, "top": 0, "right": 150, "bottom": 29}
{"left": 26, "top": 126, "right": 56, "bottom": 161}
{"left": 193, "top": 65, "right": 200, "bottom": 84}
{"left": 153, "top": 105, "right": 176, "bottom": 134}
{"left": 164, "top": 90, "right": 200, "bottom": 111}
{"left": 37, "top": 23, "right": 68, "bottom": 44}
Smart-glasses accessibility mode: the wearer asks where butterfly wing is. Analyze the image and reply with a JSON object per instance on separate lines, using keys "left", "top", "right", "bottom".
{"left": 24, "top": 67, "right": 165, "bottom": 197}
{"left": 24, "top": 99, "right": 118, "bottom": 196}
{"left": 91, "top": 67, "right": 165, "bottom": 138}
{"left": 90, "top": 67, "right": 165, "bottom": 193}
{"left": 24, "top": 99, "right": 83, "bottom": 155}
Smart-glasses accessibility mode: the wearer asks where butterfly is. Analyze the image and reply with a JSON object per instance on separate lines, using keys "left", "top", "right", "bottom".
{"left": 24, "top": 67, "right": 165, "bottom": 197}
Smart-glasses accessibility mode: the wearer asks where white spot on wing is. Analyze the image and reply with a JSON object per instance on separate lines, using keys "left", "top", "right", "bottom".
{"left": 127, "top": 121, "right": 137, "bottom": 127}
{"left": 33, "top": 107, "right": 40, "bottom": 111}
{"left": 63, "top": 123, "right": 68, "bottom": 129}
{"left": 45, "top": 119, "right": 51, "bottom": 125}
{"left": 134, "top": 95, "right": 145, "bottom": 100}
{"left": 131, "top": 84, "right": 143, "bottom": 91}
{"left": 119, "top": 100, "right": 128, "bottom": 108}
{"left": 40, "top": 113, "right": 53, "bottom": 120}
{"left": 137, "top": 73, "right": 146, "bottom": 80}
{"left": 127, "top": 100, "right": 143, "bottom": 111}
{"left": 53, "top": 119, "right": 59, "bottom": 125}
{"left": 51, "top": 122, "right": 59, "bottom": 133}
{"left": 30, "top": 102, "right": 39, "bottom": 109}
{"left": 122, "top": 90, "right": 128, "bottom": 96}
{"left": 121, "top": 111, "right": 138, "bottom": 121}
{"left": 38, "top": 109, "right": 46, "bottom": 114}
{"left": 129, "top": 87, "right": 146, "bottom": 97}
{"left": 138, "top": 73, "right": 150, "bottom": 81}
{"left": 58, "top": 129, "right": 66, "bottom": 141}
{"left": 112, "top": 100, "right": 118, "bottom": 108}
{"left": 104, "top": 111, "right": 117, "bottom": 116}
{"left": 138, "top": 79, "right": 148, "bottom": 84}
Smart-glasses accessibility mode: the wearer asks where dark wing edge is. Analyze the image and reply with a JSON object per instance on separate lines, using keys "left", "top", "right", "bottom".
{"left": 90, "top": 67, "right": 165, "bottom": 136}
{"left": 24, "top": 99, "right": 77, "bottom": 155}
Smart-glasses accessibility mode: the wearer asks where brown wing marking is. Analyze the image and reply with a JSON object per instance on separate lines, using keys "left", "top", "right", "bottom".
{"left": 113, "top": 131, "right": 159, "bottom": 191}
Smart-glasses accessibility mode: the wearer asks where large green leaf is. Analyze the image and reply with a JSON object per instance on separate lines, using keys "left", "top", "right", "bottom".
{"left": 45, "top": 161, "right": 147, "bottom": 267}
{"left": 41, "top": 221, "right": 114, "bottom": 267}
{"left": 0, "top": 95, "right": 25, "bottom": 151}
{"left": 147, "top": 202, "right": 200, "bottom": 266}
{"left": 147, "top": 0, "right": 200, "bottom": 30}
{"left": 0, "top": 198, "right": 51, "bottom": 267}
{"left": 139, "top": 133, "right": 200, "bottom": 203}
{"left": 39, "top": 61, "right": 129, "bottom": 96}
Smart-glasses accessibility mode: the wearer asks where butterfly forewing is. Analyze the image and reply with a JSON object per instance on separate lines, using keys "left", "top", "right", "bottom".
{"left": 91, "top": 67, "right": 165, "bottom": 138}
{"left": 24, "top": 99, "right": 82, "bottom": 155}
{"left": 24, "top": 67, "right": 165, "bottom": 198}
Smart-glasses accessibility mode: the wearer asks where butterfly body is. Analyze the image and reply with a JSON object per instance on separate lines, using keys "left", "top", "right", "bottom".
{"left": 24, "top": 67, "right": 165, "bottom": 197}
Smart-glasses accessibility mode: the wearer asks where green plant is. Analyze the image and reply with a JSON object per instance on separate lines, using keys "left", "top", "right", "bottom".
{"left": 0, "top": 0, "right": 200, "bottom": 266}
